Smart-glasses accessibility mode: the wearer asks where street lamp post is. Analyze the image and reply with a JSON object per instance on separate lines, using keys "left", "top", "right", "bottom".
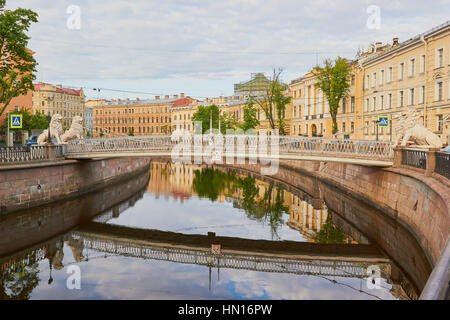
{"left": 46, "top": 115, "right": 52, "bottom": 144}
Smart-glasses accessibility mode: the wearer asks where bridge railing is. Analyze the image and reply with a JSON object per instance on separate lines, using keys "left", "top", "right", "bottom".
{"left": 394, "top": 147, "right": 450, "bottom": 180}
{"left": 66, "top": 135, "right": 394, "bottom": 161}
{"left": 0, "top": 146, "right": 65, "bottom": 164}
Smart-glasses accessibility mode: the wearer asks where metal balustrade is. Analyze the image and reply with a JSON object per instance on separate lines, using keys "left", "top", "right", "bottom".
{"left": 435, "top": 152, "right": 450, "bottom": 179}
{"left": 66, "top": 135, "right": 395, "bottom": 161}
{"left": 0, "top": 146, "right": 48, "bottom": 163}
{"left": 401, "top": 149, "right": 427, "bottom": 170}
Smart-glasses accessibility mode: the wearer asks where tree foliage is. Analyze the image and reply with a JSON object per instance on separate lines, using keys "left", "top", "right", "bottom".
{"left": 192, "top": 104, "right": 236, "bottom": 134}
{"left": 0, "top": 107, "right": 48, "bottom": 132}
{"left": 250, "top": 68, "right": 291, "bottom": 135}
{"left": 313, "top": 57, "right": 351, "bottom": 134}
{"left": 0, "top": 0, "right": 38, "bottom": 117}
{"left": 239, "top": 97, "right": 260, "bottom": 132}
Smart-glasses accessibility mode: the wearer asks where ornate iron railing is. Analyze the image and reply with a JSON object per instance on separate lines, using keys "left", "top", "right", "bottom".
{"left": 0, "top": 146, "right": 66, "bottom": 164}
{"left": 401, "top": 149, "right": 427, "bottom": 170}
{"left": 435, "top": 152, "right": 450, "bottom": 179}
{"left": 66, "top": 135, "right": 394, "bottom": 161}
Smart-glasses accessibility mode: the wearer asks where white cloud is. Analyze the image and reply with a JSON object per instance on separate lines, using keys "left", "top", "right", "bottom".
{"left": 5, "top": 0, "right": 450, "bottom": 98}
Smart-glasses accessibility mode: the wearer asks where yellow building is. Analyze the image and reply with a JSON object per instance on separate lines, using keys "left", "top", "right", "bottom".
{"left": 170, "top": 96, "right": 196, "bottom": 134}
{"left": 32, "top": 83, "right": 85, "bottom": 128}
{"left": 356, "top": 21, "right": 450, "bottom": 144}
{"left": 93, "top": 95, "right": 181, "bottom": 137}
{"left": 289, "top": 68, "right": 357, "bottom": 138}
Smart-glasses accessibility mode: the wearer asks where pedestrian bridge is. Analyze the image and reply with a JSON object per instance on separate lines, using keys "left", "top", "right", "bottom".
{"left": 64, "top": 135, "right": 395, "bottom": 167}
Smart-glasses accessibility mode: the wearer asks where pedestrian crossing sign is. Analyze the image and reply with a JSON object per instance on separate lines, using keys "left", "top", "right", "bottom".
{"left": 378, "top": 116, "right": 389, "bottom": 128}
{"left": 10, "top": 114, "right": 22, "bottom": 129}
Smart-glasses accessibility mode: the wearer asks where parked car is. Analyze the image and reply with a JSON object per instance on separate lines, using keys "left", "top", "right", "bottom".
{"left": 25, "top": 134, "right": 39, "bottom": 146}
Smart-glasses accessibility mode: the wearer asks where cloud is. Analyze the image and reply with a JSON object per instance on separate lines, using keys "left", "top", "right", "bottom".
{"left": 5, "top": 0, "right": 450, "bottom": 97}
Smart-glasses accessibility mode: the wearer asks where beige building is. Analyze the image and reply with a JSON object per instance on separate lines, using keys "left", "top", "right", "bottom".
{"left": 289, "top": 68, "right": 357, "bottom": 138}
{"left": 170, "top": 96, "right": 196, "bottom": 134}
{"left": 32, "top": 83, "right": 85, "bottom": 128}
{"left": 356, "top": 21, "right": 450, "bottom": 144}
{"left": 93, "top": 94, "right": 184, "bottom": 137}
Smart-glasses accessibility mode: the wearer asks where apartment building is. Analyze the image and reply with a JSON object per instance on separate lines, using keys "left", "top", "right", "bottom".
{"left": 32, "top": 83, "right": 86, "bottom": 128}
{"left": 289, "top": 67, "right": 357, "bottom": 138}
{"left": 170, "top": 96, "right": 196, "bottom": 134}
{"left": 356, "top": 21, "right": 450, "bottom": 143}
{"left": 93, "top": 94, "right": 184, "bottom": 137}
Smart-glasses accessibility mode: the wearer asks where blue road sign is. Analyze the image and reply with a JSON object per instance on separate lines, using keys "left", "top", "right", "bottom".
{"left": 378, "top": 116, "right": 389, "bottom": 128}
{"left": 10, "top": 114, "right": 22, "bottom": 129}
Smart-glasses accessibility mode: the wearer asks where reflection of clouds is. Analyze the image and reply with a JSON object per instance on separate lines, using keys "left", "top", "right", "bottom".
{"left": 29, "top": 244, "right": 397, "bottom": 300}
{"left": 107, "top": 193, "right": 304, "bottom": 242}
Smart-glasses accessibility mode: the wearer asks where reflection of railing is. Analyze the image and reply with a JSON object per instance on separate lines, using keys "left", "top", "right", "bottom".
{"left": 76, "top": 234, "right": 386, "bottom": 279}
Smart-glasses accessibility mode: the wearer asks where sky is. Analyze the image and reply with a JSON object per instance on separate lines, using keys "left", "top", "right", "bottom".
{"left": 5, "top": 0, "right": 450, "bottom": 101}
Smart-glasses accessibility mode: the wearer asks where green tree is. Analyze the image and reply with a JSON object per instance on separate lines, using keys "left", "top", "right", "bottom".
{"left": 312, "top": 214, "right": 346, "bottom": 244}
{"left": 239, "top": 97, "right": 260, "bottom": 131}
{"left": 128, "top": 129, "right": 134, "bottom": 136}
{"left": 0, "top": 108, "right": 47, "bottom": 133}
{"left": 0, "top": 0, "right": 38, "bottom": 117}
{"left": 313, "top": 57, "right": 351, "bottom": 134}
{"left": 251, "top": 68, "right": 291, "bottom": 135}
{"left": 192, "top": 104, "right": 236, "bottom": 134}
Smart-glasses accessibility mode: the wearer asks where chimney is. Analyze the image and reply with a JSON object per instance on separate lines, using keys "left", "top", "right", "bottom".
{"left": 180, "top": 93, "right": 185, "bottom": 98}
{"left": 126, "top": 98, "right": 130, "bottom": 101}
{"left": 174, "top": 94, "right": 178, "bottom": 99}
{"left": 56, "top": 84, "right": 62, "bottom": 88}
{"left": 136, "top": 98, "right": 140, "bottom": 101}
{"left": 393, "top": 37, "right": 399, "bottom": 45}
{"left": 155, "top": 96, "right": 160, "bottom": 100}
{"left": 118, "top": 98, "right": 121, "bottom": 102}
{"left": 165, "top": 95, "right": 169, "bottom": 99}
{"left": 376, "top": 42, "right": 382, "bottom": 51}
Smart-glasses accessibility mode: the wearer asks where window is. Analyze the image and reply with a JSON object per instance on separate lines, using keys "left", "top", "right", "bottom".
{"left": 409, "top": 88, "right": 415, "bottom": 105}
{"left": 351, "top": 122, "right": 354, "bottom": 133}
{"left": 351, "top": 96, "right": 355, "bottom": 112}
{"left": 380, "top": 95, "right": 384, "bottom": 110}
{"left": 365, "top": 121, "right": 369, "bottom": 135}
{"left": 398, "top": 62, "right": 404, "bottom": 80}
{"left": 342, "top": 97, "right": 346, "bottom": 114}
{"left": 420, "top": 54, "right": 425, "bottom": 73}
{"left": 419, "top": 86, "right": 425, "bottom": 104}
{"left": 365, "top": 98, "right": 369, "bottom": 112}
{"left": 380, "top": 70, "right": 384, "bottom": 85}
{"left": 437, "top": 115, "right": 443, "bottom": 132}
{"left": 408, "top": 58, "right": 415, "bottom": 77}
{"left": 388, "top": 93, "right": 392, "bottom": 109}
{"left": 372, "top": 72, "right": 377, "bottom": 87}
{"left": 399, "top": 90, "right": 404, "bottom": 107}
{"left": 436, "top": 48, "right": 444, "bottom": 67}
{"left": 365, "top": 75, "right": 370, "bottom": 89}
{"left": 388, "top": 66, "right": 393, "bottom": 83}
{"left": 436, "top": 81, "right": 443, "bottom": 101}
{"left": 372, "top": 97, "right": 376, "bottom": 111}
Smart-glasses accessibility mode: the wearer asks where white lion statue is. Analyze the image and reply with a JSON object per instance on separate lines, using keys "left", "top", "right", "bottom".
{"left": 61, "top": 115, "right": 84, "bottom": 143}
{"left": 37, "top": 114, "right": 65, "bottom": 145}
{"left": 394, "top": 109, "right": 442, "bottom": 148}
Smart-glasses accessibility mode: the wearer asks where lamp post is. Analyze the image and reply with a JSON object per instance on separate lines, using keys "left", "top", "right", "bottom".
{"left": 46, "top": 115, "right": 51, "bottom": 144}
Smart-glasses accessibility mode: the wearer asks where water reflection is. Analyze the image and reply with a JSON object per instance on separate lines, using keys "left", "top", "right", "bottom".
{"left": 0, "top": 160, "right": 426, "bottom": 300}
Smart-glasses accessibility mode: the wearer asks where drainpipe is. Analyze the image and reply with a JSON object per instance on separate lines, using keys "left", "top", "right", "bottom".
{"left": 420, "top": 34, "right": 428, "bottom": 128}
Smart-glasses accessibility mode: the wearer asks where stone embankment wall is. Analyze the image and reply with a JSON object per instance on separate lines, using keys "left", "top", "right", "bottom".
{"left": 220, "top": 160, "right": 449, "bottom": 268}
{"left": 0, "top": 157, "right": 151, "bottom": 214}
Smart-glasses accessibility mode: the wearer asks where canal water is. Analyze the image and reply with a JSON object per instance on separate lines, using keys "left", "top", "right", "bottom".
{"left": 0, "top": 160, "right": 429, "bottom": 300}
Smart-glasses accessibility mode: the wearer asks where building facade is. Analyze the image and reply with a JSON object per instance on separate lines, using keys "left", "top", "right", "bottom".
{"left": 93, "top": 94, "right": 185, "bottom": 137}
{"left": 356, "top": 21, "right": 450, "bottom": 144}
{"left": 289, "top": 69, "right": 357, "bottom": 138}
{"left": 32, "top": 83, "right": 86, "bottom": 129}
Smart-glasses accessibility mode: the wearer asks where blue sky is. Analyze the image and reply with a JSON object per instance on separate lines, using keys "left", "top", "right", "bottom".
{"left": 5, "top": 0, "right": 450, "bottom": 100}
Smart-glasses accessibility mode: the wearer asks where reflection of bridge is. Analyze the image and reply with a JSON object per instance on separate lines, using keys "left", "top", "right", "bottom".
{"left": 64, "top": 135, "right": 394, "bottom": 167}
{"left": 71, "top": 222, "right": 390, "bottom": 279}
